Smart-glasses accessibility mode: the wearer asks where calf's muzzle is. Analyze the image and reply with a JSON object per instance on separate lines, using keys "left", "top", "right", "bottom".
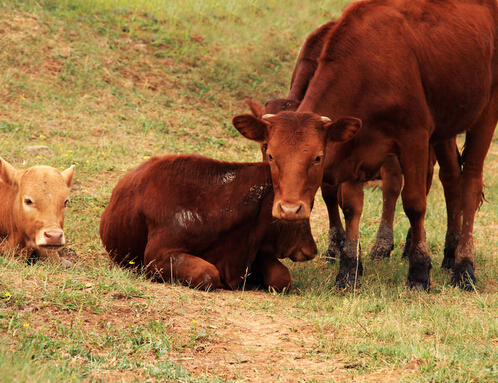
{"left": 273, "top": 201, "right": 310, "bottom": 221}
{"left": 37, "top": 228, "right": 66, "bottom": 247}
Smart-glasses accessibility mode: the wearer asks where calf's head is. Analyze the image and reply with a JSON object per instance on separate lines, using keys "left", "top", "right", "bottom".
{"left": 245, "top": 99, "right": 301, "bottom": 161}
{"left": 0, "top": 157, "right": 75, "bottom": 255}
{"left": 232, "top": 111, "right": 361, "bottom": 222}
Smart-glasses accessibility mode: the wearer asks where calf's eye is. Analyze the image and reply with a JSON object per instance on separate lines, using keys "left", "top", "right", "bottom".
{"left": 24, "top": 198, "right": 33, "bottom": 206}
{"left": 314, "top": 156, "right": 323, "bottom": 163}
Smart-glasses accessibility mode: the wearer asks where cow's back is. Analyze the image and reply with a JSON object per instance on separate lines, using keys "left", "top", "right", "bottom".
{"left": 400, "top": 0, "right": 498, "bottom": 135}
{"left": 303, "top": 0, "right": 498, "bottom": 140}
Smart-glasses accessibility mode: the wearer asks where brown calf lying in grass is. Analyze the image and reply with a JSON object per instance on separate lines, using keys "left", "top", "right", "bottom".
{"left": 99, "top": 154, "right": 317, "bottom": 291}
{"left": 0, "top": 157, "right": 75, "bottom": 266}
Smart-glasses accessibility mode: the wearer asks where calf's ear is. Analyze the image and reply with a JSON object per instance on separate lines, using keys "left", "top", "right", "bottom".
{"left": 326, "top": 117, "right": 362, "bottom": 143}
{"left": 61, "top": 165, "right": 75, "bottom": 188}
{"left": 245, "top": 99, "right": 265, "bottom": 119}
{"left": 232, "top": 114, "right": 268, "bottom": 142}
{"left": 0, "top": 157, "right": 19, "bottom": 189}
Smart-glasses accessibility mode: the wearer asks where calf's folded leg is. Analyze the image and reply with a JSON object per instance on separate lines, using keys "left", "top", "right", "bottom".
{"left": 144, "top": 245, "right": 220, "bottom": 290}
{"left": 250, "top": 253, "right": 291, "bottom": 292}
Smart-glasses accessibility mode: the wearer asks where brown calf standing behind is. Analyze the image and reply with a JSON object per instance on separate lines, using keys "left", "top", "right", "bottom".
{"left": 99, "top": 154, "right": 317, "bottom": 291}
{"left": 0, "top": 157, "right": 74, "bottom": 264}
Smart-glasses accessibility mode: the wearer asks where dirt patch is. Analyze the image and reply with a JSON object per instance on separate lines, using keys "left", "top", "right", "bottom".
{"left": 3, "top": 265, "right": 415, "bottom": 383}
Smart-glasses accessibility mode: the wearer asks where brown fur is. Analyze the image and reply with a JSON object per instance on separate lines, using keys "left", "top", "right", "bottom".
{"left": 233, "top": 0, "right": 498, "bottom": 290}
{"left": 0, "top": 157, "right": 74, "bottom": 263}
{"left": 245, "top": 18, "right": 406, "bottom": 266}
{"left": 99, "top": 154, "right": 317, "bottom": 291}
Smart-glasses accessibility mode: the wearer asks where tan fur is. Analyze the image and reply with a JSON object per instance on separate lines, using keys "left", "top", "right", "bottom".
{"left": 0, "top": 157, "right": 74, "bottom": 263}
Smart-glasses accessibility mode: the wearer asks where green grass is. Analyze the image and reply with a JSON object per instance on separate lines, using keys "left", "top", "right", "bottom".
{"left": 1, "top": 0, "right": 498, "bottom": 381}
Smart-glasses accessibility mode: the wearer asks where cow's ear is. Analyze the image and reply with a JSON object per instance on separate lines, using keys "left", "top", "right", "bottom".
{"left": 61, "top": 165, "right": 75, "bottom": 188}
{"left": 245, "top": 99, "right": 265, "bottom": 119}
{"left": 0, "top": 157, "right": 19, "bottom": 189}
{"left": 326, "top": 117, "right": 362, "bottom": 142}
{"left": 232, "top": 114, "right": 268, "bottom": 142}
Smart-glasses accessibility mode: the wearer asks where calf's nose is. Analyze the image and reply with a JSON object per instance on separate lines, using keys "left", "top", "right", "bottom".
{"left": 278, "top": 202, "right": 303, "bottom": 220}
{"left": 43, "top": 229, "right": 65, "bottom": 246}
{"left": 280, "top": 203, "right": 301, "bottom": 215}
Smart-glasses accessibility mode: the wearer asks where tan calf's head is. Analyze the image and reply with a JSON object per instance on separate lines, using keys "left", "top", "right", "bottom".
{"left": 0, "top": 157, "right": 75, "bottom": 258}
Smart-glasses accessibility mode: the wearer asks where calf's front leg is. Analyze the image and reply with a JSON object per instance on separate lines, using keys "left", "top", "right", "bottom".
{"left": 399, "top": 135, "right": 432, "bottom": 290}
{"left": 335, "top": 180, "right": 364, "bottom": 290}
{"left": 321, "top": 182, "right": 345, "bottom": 263}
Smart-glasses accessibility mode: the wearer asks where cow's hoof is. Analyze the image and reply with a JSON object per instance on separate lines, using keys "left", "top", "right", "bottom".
{"left": 406, "top": 278, "right": 430, "bottom": 291}
{"left": 370, "top": 222, "right": 393, "bottom": 260}
{"left": 370, "top": 242, "right": 393, "bottom": 261}
{"left": 441, "top": 248, "right": 455, "bottom": 270}
{"left": 451, "top": 261, "right": 476, "bottom": 291}
{"left": 325, "top": 228, "right": 345, "bottom": 264}
{"left": 406, "top": 254, "right": 432, "bottom": 291}
{"left": 335, "top": 262, "right": 363, "bottom": 290}
{"left": 324, "top": 248, "right": 339, "bottom": 264}
{"left": 401, "top": 228, "right": 412, "bottom": 259}
{"left": 441, "top": 256, "right": 454, "bottom": 270}
{"left": 335, "top": 273, "right": 362, "bottom": 290}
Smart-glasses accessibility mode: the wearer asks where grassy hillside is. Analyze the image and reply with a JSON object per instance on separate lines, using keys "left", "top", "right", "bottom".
{"left": 1, "top": 0, "right": 498, "bottom": 382}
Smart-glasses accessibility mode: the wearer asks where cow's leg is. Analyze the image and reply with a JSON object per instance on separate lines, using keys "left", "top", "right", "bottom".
{"left": 399, "top": 134, "right": 432, "bottom": 290}
{"left": 321, "top": 182, "right": 345, "bottom": 263}
{"left": 452, "top": 115, "right": 496, "bottom": 290}
{"left": 370, "top": 157, "right": 403, "bottom": 260}
{"left": 144, "top": 242, "right": 220, "bottom": 290}
{"left": 250, "top": 254, "right": 291, "bottom": 292}
{"left": 432, "top": 138, "right": 462, "bottom": 269}
{"left": 336, "top": 180, "right": 364, "bottom": 289}
{"left": 401, "top": 149, "right": 435, "bottom": 258}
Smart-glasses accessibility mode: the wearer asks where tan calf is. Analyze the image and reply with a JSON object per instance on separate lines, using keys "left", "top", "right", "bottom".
{"left": 0, "top": 157, "right": 74, "bottom": 264}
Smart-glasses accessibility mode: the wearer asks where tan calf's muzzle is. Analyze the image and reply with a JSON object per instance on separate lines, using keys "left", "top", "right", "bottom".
{"left": 37, "top": 228, "right": 66, "bottom": 247}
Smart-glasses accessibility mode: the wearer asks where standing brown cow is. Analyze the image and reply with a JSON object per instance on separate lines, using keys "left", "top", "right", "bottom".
{"left": 247, "top": 16, "right": 461, "bottom": 268}
{"left": 233, "top": 0, "right": 498, "bottom": 290}
{"left": 99, "top": 154, "right": 317, "bottom": 291}
{"left": 246, "top": 18, "right": 406, "bottom": 264}
{"left": 0, "top": 157, "right": 75, "bottom": 264}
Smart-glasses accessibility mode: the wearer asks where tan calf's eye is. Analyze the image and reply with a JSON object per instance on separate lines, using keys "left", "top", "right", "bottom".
{"left": 24, "top": 198, "right": 33, "bottom": 206}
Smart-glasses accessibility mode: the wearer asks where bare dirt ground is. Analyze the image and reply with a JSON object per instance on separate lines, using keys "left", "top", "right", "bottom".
{"left": 6, "top": 264, "right": 416, "bottom": 383}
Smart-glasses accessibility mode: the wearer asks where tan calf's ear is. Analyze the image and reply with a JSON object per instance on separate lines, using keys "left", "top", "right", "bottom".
{"left": 0, "top": 157, "right": 19, "bottom": 189}
{"left": 61, "top": 165, "right": 75, "bottom": 187}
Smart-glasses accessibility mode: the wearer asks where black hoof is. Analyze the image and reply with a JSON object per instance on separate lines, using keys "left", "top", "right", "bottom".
{"left": 370, "top": 242, "right": 394, "bottom": 261}
{"left": 406, "top": 278, "right": 430, "bottom": 291}
{"left": 335, "top": 272, "right": 362, "bottom": 290}
{"left": 401, "top": 228, "right": 412, "bottom": 259}
{"left": 441, "top": 248, "right": 455, "bottom": 270}
{"left": 406, "top": 253, "right": 432, "bottom": 291}
{"left": 370, "top": 222, "right": 394, "bottom": 261}
{"left": 335, "top": 261, "right": 363, "bottom": 290}
{"left": 325, "top": 228, "right": 345, "bottom": 264}
{"left": 452, "top": 261, "right": 476, "bottom": 291}
{"left": 324, "top": 248, "right": 339, "bottom": 264}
